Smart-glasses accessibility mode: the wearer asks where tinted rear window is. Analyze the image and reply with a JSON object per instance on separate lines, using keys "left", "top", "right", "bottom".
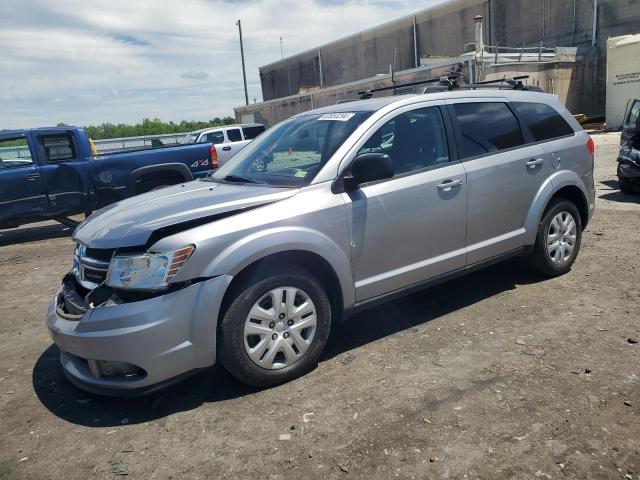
{"left": 41, "top": 134, "right": 77, "bottom": 162}
{"left": 242, "top": 125, "right": 265, "bottom": 140}
{"left": 226, "top": 128, "right": 242, "bottom": 142}
{"left": 453, "top": 102, "right": 524, "bottom": 159}
{"left": 513, "top": 102, "right": 574, "bottom": 142}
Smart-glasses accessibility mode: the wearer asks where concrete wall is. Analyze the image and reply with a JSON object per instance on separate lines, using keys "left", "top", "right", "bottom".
{"left": 257, "top": 0, "right": 640, "bottom": 114}
{"left": 238, "top": 66, "right": 451, "bottom": 127}
{"left": 236, "top": 60, "right": 593, "bottom": 128}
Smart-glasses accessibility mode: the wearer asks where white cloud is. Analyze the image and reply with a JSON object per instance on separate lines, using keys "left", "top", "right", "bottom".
{"left": 181, "top": 70, "right": 210, "bottom": 80}
{"left": 0, "top": 0, "right": 444, "bottom": 129}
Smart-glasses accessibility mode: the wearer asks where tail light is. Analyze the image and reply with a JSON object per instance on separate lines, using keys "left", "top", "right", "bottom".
{"left": 210, "top": 145, "right": 219, "bottom": 168}
{"left": 587, "top": 136, "right": 594, "bottom": 161}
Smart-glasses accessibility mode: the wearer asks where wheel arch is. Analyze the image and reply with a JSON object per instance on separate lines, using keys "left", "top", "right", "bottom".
{"left": 218, "top": 250, "right": 347, "bottom": 328}
{"left": 127, "top": 163, "right": 193, "bottom": 196}
{"left": 524, "top": 171, "right": 591, "bottom": 245}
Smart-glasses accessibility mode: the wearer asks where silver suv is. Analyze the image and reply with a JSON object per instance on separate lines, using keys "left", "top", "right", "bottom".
{"left": 47, "top": 89, "right": 595, "bottom": 395}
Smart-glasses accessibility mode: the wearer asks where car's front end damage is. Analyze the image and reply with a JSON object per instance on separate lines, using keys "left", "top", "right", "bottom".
{"left": 617, "top": 140, "right": 640, "bottom": 192}
{"left": 46, "top": 180, "right": 298, "bottom": 395}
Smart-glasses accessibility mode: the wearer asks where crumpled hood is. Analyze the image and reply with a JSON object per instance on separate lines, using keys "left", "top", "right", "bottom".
{"left": 73, "top": 180, "right": 298, "bottom": 248}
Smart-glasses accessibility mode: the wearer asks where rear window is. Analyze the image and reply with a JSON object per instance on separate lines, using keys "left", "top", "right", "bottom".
{"left": 203, "top": 131, "right": 225, "bottom": 144}
{"left": 452, "top": 102, "right": 524, "bottom": 159}
{"left": 513, "top": 102, "right": 574, "bottom": 142}
{"left": 41, "top": 134, "right": 76, "bottom": 162}
{"left": 226, "top": 128, "right": 242, "bottom": 142}
{"left": 242, "top": 125, "right": 265, "bottom": 140}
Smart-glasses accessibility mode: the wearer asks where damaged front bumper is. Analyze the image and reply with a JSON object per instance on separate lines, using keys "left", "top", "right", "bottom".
{"left": 46, "top": 274, "right": 233, "bottom": 396}
{"left": 618, "top": 146, "right": 640, "bottom": 179}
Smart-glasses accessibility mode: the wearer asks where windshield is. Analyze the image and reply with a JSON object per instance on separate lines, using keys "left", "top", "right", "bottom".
{"left": 208, "top": 111, "right": 372, "bottom": 187}
{"left": 179, "top": 133, "right": 199, "bottom": 144}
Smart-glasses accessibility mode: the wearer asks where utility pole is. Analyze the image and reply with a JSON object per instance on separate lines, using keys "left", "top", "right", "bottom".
{"left": 236, "top": 19, "right": 249, "bottom": 105}
{"left": 280, "top": 36, "right": 284, "bottom": 59}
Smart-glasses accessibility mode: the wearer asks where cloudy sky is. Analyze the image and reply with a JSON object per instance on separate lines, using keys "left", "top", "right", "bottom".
{"left": 0, "top": 0, "right": 445, "bottom": 129}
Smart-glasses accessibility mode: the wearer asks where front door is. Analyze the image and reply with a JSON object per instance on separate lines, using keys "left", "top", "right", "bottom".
{"left": 0, "top": 135, "right": 48, "bottom": 225}
{"left": 342, "top": 104, "right": 468, "bottom": 302}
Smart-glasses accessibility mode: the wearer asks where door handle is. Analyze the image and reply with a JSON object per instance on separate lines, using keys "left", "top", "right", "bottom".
{"left": 526, "top": 158, "right": 544, "bottom": 168}
{"left": 222, "top": 146, "right": 231, "bottom": 151}
{"left": 437, "top": 178, "right": 463, "bottom": 191}
{"left": 25, "top": 173, "right": 40, "bottom": 181}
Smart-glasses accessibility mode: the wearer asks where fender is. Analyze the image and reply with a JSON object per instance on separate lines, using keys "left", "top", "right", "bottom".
{"left": 201, "top": 227, "right": 356, "bottom": 309}
{"left": 126, "top": 163, "right": 193, "bottom": 196}
{"left": 522, "top": 169, "right": 590, "bottom": 246}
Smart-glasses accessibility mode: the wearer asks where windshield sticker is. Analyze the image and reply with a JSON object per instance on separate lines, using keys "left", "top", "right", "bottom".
{"left": 318, "top": 113, "right": 355, "bottom": 121}
{"left": 294, "top": 170, "right": 308, "bottom": 178}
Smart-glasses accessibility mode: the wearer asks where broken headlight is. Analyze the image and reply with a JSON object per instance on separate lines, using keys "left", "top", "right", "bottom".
{"left": 106, "top": 246, "right": 194, "bottom": 291}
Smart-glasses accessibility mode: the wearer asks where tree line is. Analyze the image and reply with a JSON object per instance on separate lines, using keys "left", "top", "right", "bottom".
{"left": 60, "top": 117, "right": 237, "bottom": 140}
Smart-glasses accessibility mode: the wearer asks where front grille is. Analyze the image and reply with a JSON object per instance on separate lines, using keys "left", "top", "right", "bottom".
{"left": 75, "top": 244, "right": 111, "bottom": 288}
{"left": 83, "top": 267, "right": 107, "bottom": 284}
{"left": 85, "top": 247, "right": 116, "bottom": 262}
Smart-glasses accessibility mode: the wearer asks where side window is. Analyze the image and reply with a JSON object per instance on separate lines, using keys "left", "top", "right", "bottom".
{"left": 357, "top": 106, "right": 450, "bottom": 176}
{"left": 628, "top": 100, "right": 640, "bottom": 125}
{"left": 453, "top": 102, "right": 524, "bottom": 159}
{"left": 226, "top": 128, "right": 242, "bottom": 142}
{"left": 0, "top": 137, "right": 34, "bottom": 170}
{"left": 204, "top": 131, "right": 225, "bottom": 144}
{"left": 513, "top": 102, "right": 574, "bottom": 142}
{"left": 41, "top": 134, "right": 77, "bottom": 162}
{"left": 242, "top": 125, "right": 266, "bottom": 140}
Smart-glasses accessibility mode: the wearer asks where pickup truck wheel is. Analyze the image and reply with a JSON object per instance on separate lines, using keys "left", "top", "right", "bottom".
{"left": 527, "top": 198, "right": 582, "bottom": 277}
{"left": 218, "top": 266, "right": 331, "bottom": 387}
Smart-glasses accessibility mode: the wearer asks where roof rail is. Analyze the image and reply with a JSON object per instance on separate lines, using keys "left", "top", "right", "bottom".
{"left": 350, "top": 75, "right": 542, "bottom": 101}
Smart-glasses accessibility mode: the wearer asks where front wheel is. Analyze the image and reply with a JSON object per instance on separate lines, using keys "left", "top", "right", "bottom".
{"left": 618, "top": 175, "right": 635, "bottom": 194}
{"left": 218, "top": 267, "right": 332, "bottom": 387}
{"left": 526, "top": 198, "right": 582, "bottom": 277}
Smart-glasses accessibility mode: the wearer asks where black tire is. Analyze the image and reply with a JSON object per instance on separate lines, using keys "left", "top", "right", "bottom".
{"left": 218, "top": 265, "right": 332, "bottom": 387}
{"left": 527, "top": 198, "right": 582, "bottom": 277}
{"left": 618, "top": 175, "right": 635, "bottom": 194}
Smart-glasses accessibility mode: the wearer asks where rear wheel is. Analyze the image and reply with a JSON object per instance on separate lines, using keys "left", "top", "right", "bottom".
{"left": 218, "top": 266, "right": 331, "bottom": 387}
{"left": 527, "top": 198, "right": 582, "bottom": 277}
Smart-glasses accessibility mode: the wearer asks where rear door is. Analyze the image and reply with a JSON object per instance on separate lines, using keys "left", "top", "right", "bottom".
{"left": 0, "top": 134, "right": 48, "bottom": 223}
{"left": 218, "top": 127, "right": 247, "bottom": 164}
{"left": 447, "top": 99, "right": 548, "bottom": 264}
{"left": 34, "top": 131, "right": 92, "bottom": 216}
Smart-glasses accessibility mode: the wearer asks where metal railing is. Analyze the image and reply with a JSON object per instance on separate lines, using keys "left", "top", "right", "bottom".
{"left": 0, "top": 132, "right": 190, "bottom": 160}
{"left": 92, "top": 133, "right": 186, "bottom": 153}
{"left": 479, "top": 44, "right": 557, "bottom": 64}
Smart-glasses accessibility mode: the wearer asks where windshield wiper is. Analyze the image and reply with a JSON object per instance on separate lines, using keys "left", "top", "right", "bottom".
{"left": 222, "top": 175, "right": 262, "bottom": 184}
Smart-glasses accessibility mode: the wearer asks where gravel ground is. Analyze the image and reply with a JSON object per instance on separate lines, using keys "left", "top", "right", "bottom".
{"left": 0, "top": 133, "right": 638, "bottom": 480}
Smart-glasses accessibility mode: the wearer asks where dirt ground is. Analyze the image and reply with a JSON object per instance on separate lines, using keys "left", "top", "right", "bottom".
{"left": 0, "top": 133, "right": 638, "bottom": 480}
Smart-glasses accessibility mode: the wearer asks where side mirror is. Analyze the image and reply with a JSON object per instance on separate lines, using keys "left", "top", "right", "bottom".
{"left": 344, "top": 153, "right": 394, "bottom": 189}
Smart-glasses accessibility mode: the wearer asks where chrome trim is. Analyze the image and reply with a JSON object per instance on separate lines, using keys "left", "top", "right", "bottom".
{"left": 74, "top": 243, "right": 112, "bottom": 290}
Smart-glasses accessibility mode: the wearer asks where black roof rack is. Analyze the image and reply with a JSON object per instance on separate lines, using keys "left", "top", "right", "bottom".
{"left": 350, "top": 75, "right": 541, "bottom": 101}
{"left": 357, "top": 76, "right": 459, "bottom": 100}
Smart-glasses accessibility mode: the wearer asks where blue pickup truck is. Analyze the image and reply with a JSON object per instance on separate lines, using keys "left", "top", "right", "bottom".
{"left": 0, "top": 126, "right": 218, "bottom": 229}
